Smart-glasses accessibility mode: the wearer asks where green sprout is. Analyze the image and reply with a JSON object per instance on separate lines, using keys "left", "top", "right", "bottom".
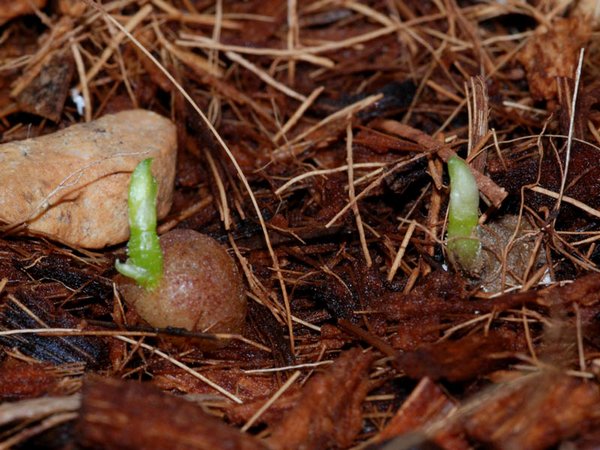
{"left": 446, "top": 156, "right": 481, "bottom": 273}
{"left": 115, "top": 158, "right": 163, "bottom": 290}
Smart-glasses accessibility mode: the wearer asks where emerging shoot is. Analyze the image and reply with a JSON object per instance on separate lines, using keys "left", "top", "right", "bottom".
{"left": 115, "top": 158, "right": 163, "bottom": 290}
{"left": 446, "top": 156, "right": 481, "bottom": 273}
{"left": 115, "top": 160, "right": 247, "bottom": 347}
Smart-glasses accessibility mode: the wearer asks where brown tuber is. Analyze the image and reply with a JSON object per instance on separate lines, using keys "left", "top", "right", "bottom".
{"left": 118, "top": 229, "right": 247, "bottom": 345}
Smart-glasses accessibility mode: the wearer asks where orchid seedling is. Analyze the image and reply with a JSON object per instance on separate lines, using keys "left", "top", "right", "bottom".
{"left": 446, "top": 156, "right": 481, "bottom": 273}
{"left": 115, "top": 158, "right": 163, "bottom": 290}
{"left": 115, "top": 159, "right": 247, "bottom": 346}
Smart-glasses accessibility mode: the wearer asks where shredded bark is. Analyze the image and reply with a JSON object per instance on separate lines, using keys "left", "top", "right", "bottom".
{"left": 268, "top": 348, "right": 374, "bottom": 450}
{"left": 1, "top": 0, "right": 600, "bottom": 448}
{"left": 462, "top": 373, "right": 600, "bottom": 450}
{"left": 77, "top": 375, "right": 269, "bottom": 450}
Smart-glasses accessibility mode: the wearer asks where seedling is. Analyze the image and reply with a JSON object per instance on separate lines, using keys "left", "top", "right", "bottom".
{"left": 115, "top": 158, "right": 163, "bottom": 290}
{"left": 115, "top": 159, "right": 247, "bottom": 346}
{"left": 446, "top": 156, "right": 481, "bottom": 273}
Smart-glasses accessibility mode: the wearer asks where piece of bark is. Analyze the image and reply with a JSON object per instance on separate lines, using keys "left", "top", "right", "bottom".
{"left": 375, "top": 377, "right": 469, "bottom": 450}
{"left": 227, "top": 389, "right": 301, "bottom": 426}
{"left": 0, "top": 110, "right": 177, "bottom": 248}
{"left": 462, "top": 372, "right": 600, "bottom": 450}
{"left": 0, "top": 287, "right": 107, "bottom": 368}
{"left": 153, "top": 367, "right": 278, "bottom": 405}
{"left": 268, "top": 348, "right": 374, "bottom": 450}
{"left": 0, "top": 0, "right": 46, "bottom": 25}
{"left": 15, "top": 50, "right": 74, "bottom": 122}
{"left": 395, "top": 329, "right": 523, "bottom": 382}
{"left": 373, "top": 119, "right": 507, "bottom": 208}
{"left": 377, "top": 270, "right": 468, "bottom": 322}
{"left": 0, "top": 360, "right": 60, "bottom": 401}
{"left": 380, "top": 272, "right": 600, "bottom": 325}
{"left": 517, "top": 18, "right": 590, "bottom": 101}
{"left": 77, "top": 375, "right": 270, "bottom": 450}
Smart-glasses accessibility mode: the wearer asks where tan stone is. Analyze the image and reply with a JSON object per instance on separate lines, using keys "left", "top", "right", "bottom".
{"left": 0, "top": 110, "right": 177, "bottom": 248}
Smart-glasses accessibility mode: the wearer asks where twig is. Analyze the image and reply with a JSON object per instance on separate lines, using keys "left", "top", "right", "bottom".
{"left": 115, "top": 335, "right": 243, "bottom": 404}
{"left": 225, "top": 51, "right": 307, "bottom": 102}
{"left": 241, "top": 370, "right": 301, "bottom": 431}
{"left": 554, "top": 48, "right": 585, "bottom": 217}
{"left": 346, "top": 124, "right": 372, "bottom": 266}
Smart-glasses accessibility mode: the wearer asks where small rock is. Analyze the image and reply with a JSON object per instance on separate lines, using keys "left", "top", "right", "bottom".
{"left": 0, "top": 0, "right": 47, "bottom": 25}
{"left": 479, "top": 215, "right": 547, "bottom": 293}
{"left": 0, "top": 110, "right": 177, "bottom": 248}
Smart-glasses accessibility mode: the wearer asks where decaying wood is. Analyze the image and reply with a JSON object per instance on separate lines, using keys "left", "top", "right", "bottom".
{"left": 518, "top": 18, "right": 591, "bottom": 101}
{"left": 77, "top": 376, "right": 269, "bottom": 450}
{"left": 0, "top": 359, "right": 83, "bottom": 400}
{"left": 462, "top": 373, "right": 600, "bottom": 450}
{"left": 0, "top": 0, "right": 47, "bottom": 25}
{"left": 14, "top": 49, "right": 74, "bottom": 122}
{"left": 375, "top": 377, "right": 468, "bottom": 449}
{"left": 396, "top": 329, "right": 524, "bottom": 382}
{"left": 0, "top": 287, "right": 107, "bottom": 367}
{"left": 373, "top": 119, "right": 507, "bottom": 208}
{"left": 268, "top": 348, "right": 374, "bottom": 450}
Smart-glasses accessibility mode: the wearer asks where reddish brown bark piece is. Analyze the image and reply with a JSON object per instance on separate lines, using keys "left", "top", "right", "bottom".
{"left": 376, "top": 377, "right": 469, "bottom": 450}
{"left": 382, "top": 272, "right": 600, "bottom": 321}
{"left": 376, "top": 271, "right": 472, "bottom": 351}
{"left": 544, "top": 273, "right": 600, "bottom": 307}
{"left": 518, "top": 18, "right": 590, "bottom": 101}
{"left": 378, "top": 270, "right": 468, "bottom": 321}
{"left": 0, "top": 360, "right": 61, "bottom": 401}
{"left": 396, "top": 329, "right": 523, "bottom": 382}
{"left": 0, "top": 0, "right": 46, "bottom": 25}
{"left": 77, "top": 376, "right": 269, "bottom": 450}
{"left": 373, "top": 119, "right": 507, "bottom": 208}
{"left": 462, "top": 373, "right": 600, "bottom": 450}
{"left": 15, "top": 50, "right": 74, "bottom": 122}
{"left": 153, "top": 367, "right": 278, "bottom": 405}
{"left": 268, "top": 348, "right": 374, "bottom": 450}
{"left": 227, "top": 390, "right": 300, "bottom": 426}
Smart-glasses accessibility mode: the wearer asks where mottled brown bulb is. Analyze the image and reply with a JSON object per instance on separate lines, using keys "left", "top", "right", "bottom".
{"left": 118, "top": 229, "right": 246, "bottom": 345}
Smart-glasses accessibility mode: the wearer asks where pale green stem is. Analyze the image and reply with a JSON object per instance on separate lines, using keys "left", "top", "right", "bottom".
{"left": 115, "top": 158, "right": 163, "bottom": 289}
{"left": 447, "top": 156, "right": 481, "bottom": 272}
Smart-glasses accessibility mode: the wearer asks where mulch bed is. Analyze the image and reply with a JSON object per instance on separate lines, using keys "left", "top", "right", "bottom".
{"left": 1, "top": 0, "right": 600, "bottom": 448}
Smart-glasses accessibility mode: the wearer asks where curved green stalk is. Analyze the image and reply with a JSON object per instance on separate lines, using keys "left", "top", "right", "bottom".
{"left": 115, "top": 158, "right": 163, "bottom": 290}
{"left": 447, "top": 156, "right": 481, "bottom": 273}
